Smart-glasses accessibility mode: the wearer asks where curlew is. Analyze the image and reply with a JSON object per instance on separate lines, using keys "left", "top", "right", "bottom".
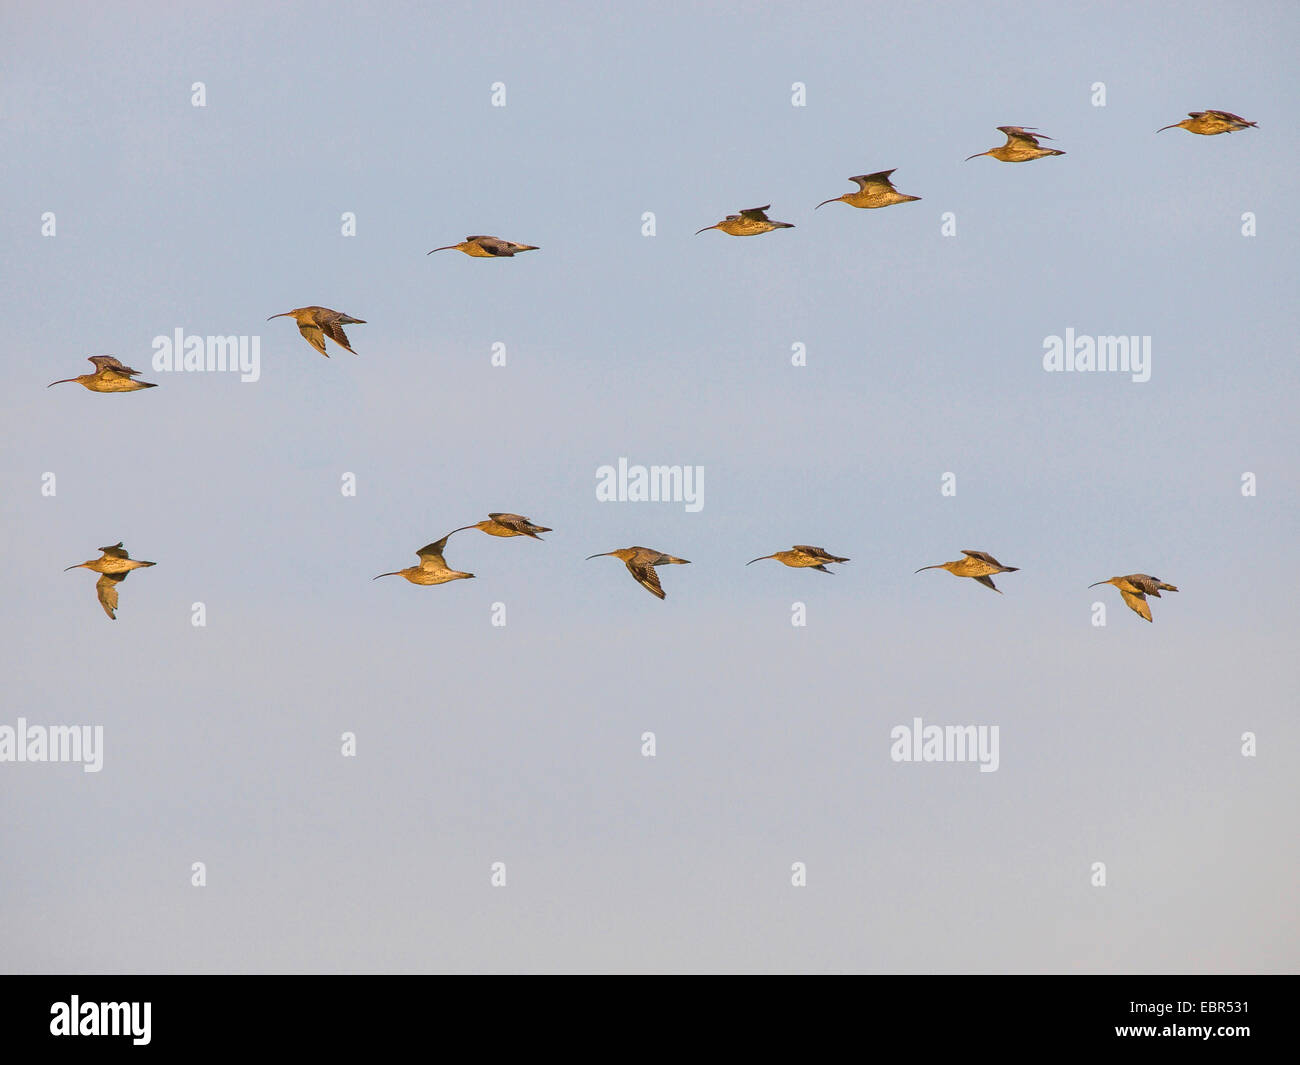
{"left": 915, "top": 550, "right": 1019, "bottom": 593}
{"left": 451, "top": 513, "right": 551, "bottom": 540}
{"left": 65, "top": 542, "right": 155, "bottom": 619}
{"left": 267, "top": 306, "right": 365, "bottom": 357}
{"left": 585, "top": 546, "right": 690, "bottom": 600}
{"left": 1157, "top": 110, "right": 1257, "bottom": 136}
{"left": 48, "top": 356, "right": 157, "bottom": 393}
{"left": 427, "top": 236, "right": 539, "bottom": 257}
{"left": 1089, "top": 574, "right": 1178, "bottom": 623}
{"left": 815, "top": 170, "right": 921, "bottom": 210}
{"left": 747, "top": 545, "right": 850, "bottom": 573}
{"left": 373, "top": 532, "right": 475, "bottom": 586}
{"left": 695, "top": 205, "right": 794, "bottom": 237}
{"left": 966, "top": 127, "right": 1066, "bottom": 163}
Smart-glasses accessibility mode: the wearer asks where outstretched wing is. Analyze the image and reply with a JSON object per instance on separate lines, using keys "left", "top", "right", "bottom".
{"left": 973, "top": 574, "right": 1001, "bottom": 593}
{"left": 96, "top": 572, "right": 125, "bottom": 619}
{"left": 961, "top": 549, "right": 1001, "bottom": 566}
{"left": 1120, "top": 588, "right": 1153, "bottom": 622}
{"left": 850, "top": 170, "right": 897, "bottom": 190}
{"left": 297, "top": 322, "right": 328, "bottom": 356}
{"left": 626, "top": 558, "right": 666, "bottom": 599}
{"left": 793, "top": 545, "right": 847, "bottom": 563}
{"left": 998, "top": 126, "right": 1050, "bottom": 148}
{"left": 321, "top": 320, "right": 358, "bottom": 354}
{"left": 468, "top": 236, "right": 512, "bottom": 255}
{"left": 739, "top": 205, "right": 772, "bottom": 220}
{"left": 98, "top": 542, "right": 129, "bottom": 559}
{"left": 416, "top": 534, "right": 455, "bottom": 570}
{"left": 1206, "top": 110, "right": 1251, "bottom": 125}
{"left": 88, "top": 355, "right": 141, "bottom": 375}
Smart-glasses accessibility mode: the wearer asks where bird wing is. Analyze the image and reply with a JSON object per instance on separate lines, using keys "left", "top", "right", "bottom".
{"left": 961, "top": 549, "right": 1001, "bottom": 566}
{"left": 1206, "top": 110, "right": 1249, "bottom": 124}
{"left": 1126, "top": 574, "right": 1169, "bottom": 596}
{"left": 739, "top": 206, "right": 772, "bottom": 220}
{"left": 96, "top": 572, "right": 125, "bottom": 619}
{"left": 416, "top": 534, "right": 455, "bottom": 569}
{"left": 850, "top": 170, "right": 897, "bottom": 190}
{"left": 973, "top": 574, "right": 1001, "bottom": 593}
{"left": 297, "top": 322, "right": 328, "bottom": 356}
{"left": 88, "top": 355, "right": 141, "bottom": 375}
{"left": 792, "top": 545, "right": 833, "bottom": 561}
{"left": 999, "top": 126, "right": 1049, "bottom": 148}
{"left": 99, "top": 542, "right": 129, "bottom": 559}
{"left": 321, "top": 320, "right": 358, "bottom": 354}
{"left": 625, "top": 558, "right": 666, "bottom": 599}
{"left": 468, "top": 236, "right": 512, "bottom": 255}
{"left": 1120, "top": 588, "right": 1153, "bottom": 621}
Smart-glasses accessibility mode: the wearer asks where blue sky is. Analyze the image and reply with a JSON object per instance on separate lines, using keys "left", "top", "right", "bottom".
{"left": 1, "top": 0, "right": 1296, "bottom": 972}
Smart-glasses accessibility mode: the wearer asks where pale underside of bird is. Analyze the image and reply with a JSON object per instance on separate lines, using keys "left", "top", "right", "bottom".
{"left": 48, "top": 355, "right": 158, "bottom": 392}
{"left": 915, "top": 550, "right": 1019, "bottom": 593}
{"left": 427, "top": 236, "right": 539, "bottom": 257}
{"left": 1089, "top": 574, "right": 1178, "bottom": 622}
{"left": 452, "top": 513, "right": 552, "bottom": 540}
{"left": 747, "top": 545, "right": 851, "bottom": 573}
{"left": 373, "top": 532, "right": 475, "bottom": 586}
{"left": 816, "top": 170, "right": 921, "bottom": 210}
{"left": 64, "top": 542, "right": 155, "bottom": 619}
{"left": 586, "top": 546, "right": 691, "bottom": 599}
{"left": 1157, "top": 110, "right": 1257, "bottom": 135}
{"left": 966, "top": 126, "right": 1066, "bottom": 162}
{"left": 267, "top": 306, "right": 365, "bottom": 357}
{"left": 695, "top": 205, "right": 795, "bottom": 236}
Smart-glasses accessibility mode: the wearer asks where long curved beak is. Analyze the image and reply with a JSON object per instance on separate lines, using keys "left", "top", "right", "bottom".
{"left": 266, "top": 312, "right": 291, "bottom": 321}
{"left": 964, "top": 151, "right": 988, "bottom": 161}
{"left": 914, "top": 564, "right": 942, "bottom": 573}
{"left": 1087, "top": 580, "right": 1109, "bottom": 588}
{"left": 585, "top": 552, "right": 614, "bottom": 560}
{"left": 64, "top": 563, "right": 85, "bottom": 571}
{"left": 814, "top": 198, "right": 838, "bottom": 209}
{"left": 372, "top": 572, "right": 400, "bottom": 580}
{"left": 426, "top": 246, "right": 457, "bottom": 255}
{"left": 1155, "top": 124, "right": 1178, "bottom": 133}
{"left": 47, "top": 378, "right": 77, "bottom": 387}
{"left": 747, "top": 556, "right": 774, "bottom": 565}
{"left": 694, "top": 225, "right": 717, "bottom": 235}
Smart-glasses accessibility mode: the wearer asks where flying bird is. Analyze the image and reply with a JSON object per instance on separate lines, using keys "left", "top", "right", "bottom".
{"left": 65, "top": 542, "right": 155, "bottom": 619}
{"left": 267, "top": 306, "right": 365, "bottom": 357}
{"left": 373, "top": 532, "right": 475, "bottom": 586}
{"left": 747, "top": 545, "right": 851, "bottom": 573}
{"left": 1157, "top": 110, "right": 1257, "bottom": 135}
{"left": 815, "top": 170, "right": 920, "bottom": 210}
{"left": 695, "top": 205, "right": 795, "bottom": 236}
{"left": 451, "top": 513, "right": 551, "bottom": 540}
{"left": 586, "top": 546, "right": 690, "bottom": 600}
{"left": 48, "top": 356, "right": 157, "bottom": 393}
{"left": 966, "top": 127, "right": 1066, "bottom": 163}
{"left": 1089, "top": 574, "right": 1178, "bottom": 623}
{"left": 427, "top": 236, "right": 539, "bottom": 257}
{"left": 915, "top": 550, "right": 1019, "bottom": 593}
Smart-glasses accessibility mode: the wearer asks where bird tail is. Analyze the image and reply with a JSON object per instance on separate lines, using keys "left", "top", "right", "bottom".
{"left": 1158, "top": 583, "right": 1178, "bottom": 593}
{"left": 139, "top": 382, "right": 159, "bottom": 389}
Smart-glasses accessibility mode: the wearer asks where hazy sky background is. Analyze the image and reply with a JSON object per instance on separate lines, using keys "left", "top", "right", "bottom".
{"left": 2, "top": 0, "right": 1297, "bottom": 972}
